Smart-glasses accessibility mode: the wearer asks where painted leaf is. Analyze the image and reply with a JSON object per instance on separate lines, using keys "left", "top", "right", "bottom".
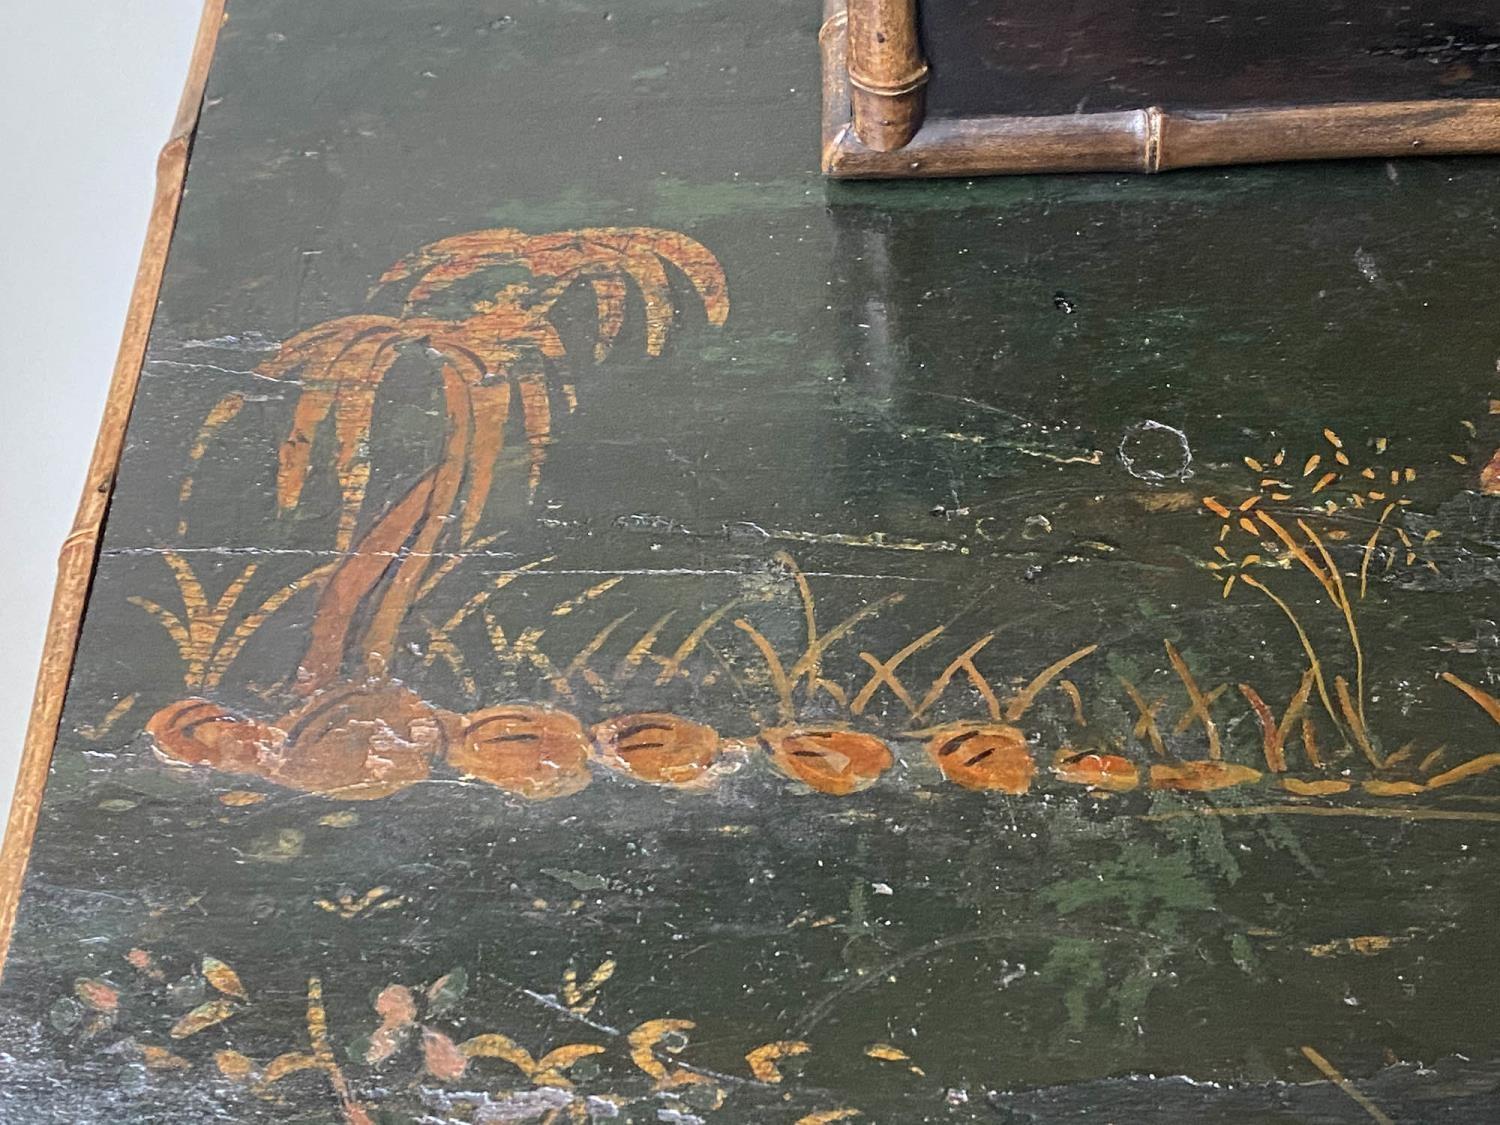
{"left": 140, "top": 1044, "right": 191, "bottom": 1071}
{"left": 262, "top": 1051, "right": 320, "bottom": 1084}
{"left": 628, "top": 1018, "right": 695, "bottom": 1080}
{"left": 364, "top": 1024, "right": 412, "bottom": 1066}
{"left": 534, "top": 1042, "right": 606, "bottom": 1085}
{"left": 218, "top": 791, "right": 268, "bottom": 807}
{"left": 459, "top": 1032, "right": 535, "bottom": 1073}
{"left": 374, "top": 983, "right": 418, "bottom": 1026}
{"left": 422, "top": 1028, "right": 469, "bottom": 1081}
{"left": 1307, "top": 935, "right": 1398, "bottom": 957}
{"left": 1481, "top": 447, "right": 1500, "bottom": 495}
{"left": 170, "top": 999, "right": 237, "bottom": 1039}
{"left": 745, "top": 1039, "right": 811, "bottom": 1083}
{"left": 214, "top": 1049, "right": 255, "bottom": 1081}
{"left": 1281, "top": 777, "right": 1351, "bottom": 797}
{"left": 425, "top": 966, "right": 468, "bottom": 1016}
{"left": 538, "top": 1042, "right": 606, "bottom": 1072}
{"left": 1363, "top": 779, "right": 1426, "bottom": 797}
{"left": 366, "top": 982, "right": 416, "bottom": 1065}
{"left": 561, "top": 968, "right": 584, "bottom": 1008}
{"left": 202, "top": 956, "right": 249, "bottom": 1000}
{"left": 796, "top": 1111, "right": 861, "bottom": 1125}
{"left": 73, "top": 978, "right": 119, "bottom": 1013}
{"left": 863, "top": 1043, "right": 910, "bottom": 1062}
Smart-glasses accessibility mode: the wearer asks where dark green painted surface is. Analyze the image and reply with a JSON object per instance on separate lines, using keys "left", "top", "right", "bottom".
{"left": 4, "top": 2, "right": 1500, "bottom": 1122}
{"left": 919, "top": 1, "right": 1500, "bottom": 118}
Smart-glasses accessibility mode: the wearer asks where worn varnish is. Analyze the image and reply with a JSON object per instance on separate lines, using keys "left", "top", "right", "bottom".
{"left": 4, "top": 0, "right": 1500, "bottom": 1121}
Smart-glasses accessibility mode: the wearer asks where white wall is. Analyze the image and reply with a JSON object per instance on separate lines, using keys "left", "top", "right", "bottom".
{"left": 0, "top": 1, "right": 206, "bottom": 826}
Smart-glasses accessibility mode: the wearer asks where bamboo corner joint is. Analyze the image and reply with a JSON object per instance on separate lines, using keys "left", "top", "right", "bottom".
{"left": 821, "top": 0, "right": 1500, "bottom": 180}
{"left": 845, "top": 0, "right": 927, "bottom": 152}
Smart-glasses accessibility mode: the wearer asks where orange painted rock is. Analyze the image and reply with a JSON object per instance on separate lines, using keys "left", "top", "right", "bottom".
{"left": 926, "top": 724, "right": 1034, "bottom": 793}
{"left": 761, "top": 727, "right": 893, "bottom": 795}
{"left": 146, "top": 698, "right": 282, "bottom": 774}
{"left": 1149, "top": 760, "right": 1262, "bottom": 792}
{"left": 450, "top": 704, "right": 592, "bottom": 799}
{"left": 1053, "top": 749, "right": 1139, "bottom": 792}
{"left": 592, "top": 713, "right": 721, "bottom": 786}
{"left": 149, "top": 684, "right": 446, "bottom": 800}
{"left": 262, "top": 682, "right": 444, "bottom": 800}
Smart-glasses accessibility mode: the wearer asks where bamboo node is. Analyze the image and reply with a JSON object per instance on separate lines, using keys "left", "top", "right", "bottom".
{"left": 59, "top": 527, "right": 100, "bottom": 558}
{"left": 1144, "top": 105, "right": 1165, "bottom": 173}
{"left": 847, "top": 62, "right": 929, "bottom": 98}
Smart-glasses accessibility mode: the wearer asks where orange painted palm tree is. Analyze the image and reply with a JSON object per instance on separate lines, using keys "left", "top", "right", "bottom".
{"left": 374, "top": 227, "right": 730, "bottom": 358}
{"left": 183, "top": 227, "right": 729, "bottom": 549}
{"left": 150, "top": 226, "right": 728, "bottom": 800}
{"left": 150, "top": 461, "right": 580, "bottom": 800}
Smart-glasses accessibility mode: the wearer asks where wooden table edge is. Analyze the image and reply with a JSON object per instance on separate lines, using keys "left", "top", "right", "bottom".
{"left": 0, "top": 0, "right": 230, "bottom": 980}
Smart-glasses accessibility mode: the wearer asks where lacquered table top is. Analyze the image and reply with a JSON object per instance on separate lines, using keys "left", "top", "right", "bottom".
{"left": 3, "top": 1, "right": 1500, "bottom": 1121}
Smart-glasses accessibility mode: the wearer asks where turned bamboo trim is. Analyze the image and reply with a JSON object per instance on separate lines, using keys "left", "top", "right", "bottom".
{"left": 845, "top": 0, "right": 927, "bottom": 152}
{"left": 821, "top": 0, "right": 1500, "bottom": 178}
{"left": 0, "top": 0, "right": 229, "bottom": 979}
{"left": 821, "top": 3, "right": 854, "bottom": 171}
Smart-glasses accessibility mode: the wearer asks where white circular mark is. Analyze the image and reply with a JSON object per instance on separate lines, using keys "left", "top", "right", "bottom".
{"left": 1118, "top": 420, "right": 1193, "bottom": 482}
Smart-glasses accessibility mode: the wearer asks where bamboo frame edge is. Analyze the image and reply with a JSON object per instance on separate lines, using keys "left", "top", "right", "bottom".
{"left": 0, "top": 0, "right": 230, "bottom": 979}
{"left": 820, "top": 1, "right": 1500, "bottom": 179}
